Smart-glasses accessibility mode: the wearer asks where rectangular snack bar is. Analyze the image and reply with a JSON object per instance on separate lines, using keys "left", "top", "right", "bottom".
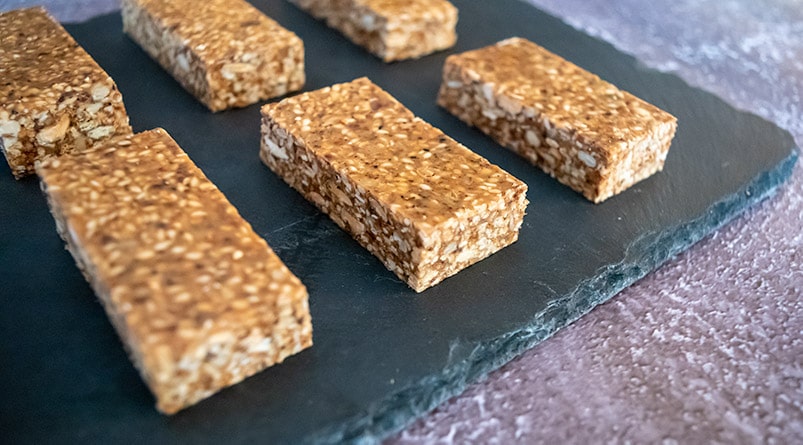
{"left": 261, "top": 77, "right": 528, "bottom": 292}
{"left": 291, "top": 0, "right": 457, "bottom": 62}
{"left": 122, "top": 0, "right": 305, "bottom": 111}
{"left": 37, "top": 128, "right": 313, "bottom": 414}
{"left": 0, "top": 7, "right": 131, "bottom": 178}
{"left": 438, "top": 37, "right": 678, "bottom": 203}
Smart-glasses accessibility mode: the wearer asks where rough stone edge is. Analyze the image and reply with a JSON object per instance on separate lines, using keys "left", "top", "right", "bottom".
{"left": 299, "top": 143, "right": 799, "bottom": 445}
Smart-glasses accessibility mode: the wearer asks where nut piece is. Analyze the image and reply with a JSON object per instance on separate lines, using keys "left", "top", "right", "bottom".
{"left": 36, "top": 114, "right": 70, "bottom": 146}
{"left": 260, "top": 77, "right": 528, "bottom": 292}
{"left": 0, "top": 7, "right": 132, "bottom": 178}
{"left": 437, "top": 37, "right": 678, "bottom": 203}
{"left": 220, "top": 62, "right": 256, "bottom": 80}
{"left": 290, "top": 0, "right": 458, "bottom": 62}
{"left": 91, "top": 83, "right": 111, "bottom": 101}
{"left": 121, "top": 0, "right": 305, "bottom": 112}
{"left": 0, "top": 120, "right": 21, "bottom": 138}
{"left": 86, "top": 125, "right": 115, "bottom": 140}
{"left": 36, "top": 128, "right": 313, "bottom": 415}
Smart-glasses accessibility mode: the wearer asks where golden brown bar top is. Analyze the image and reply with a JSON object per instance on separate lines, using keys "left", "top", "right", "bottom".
{"left": 438, "top": 37, "right": 677, "bottom": 202}
{"left": 37, "top": 129, "right": 312, "bottom": 414}
{"left": 291, "top": 0, "right": 457, "bottom": 62}
{"left": 0, "top": 7, "right": 131, "bottom": 178}
{"left": 122, "top": 0, "right": 305, "bottom": 111}
{"left": 262, "top": 77, "right": 528, "bottom": 291}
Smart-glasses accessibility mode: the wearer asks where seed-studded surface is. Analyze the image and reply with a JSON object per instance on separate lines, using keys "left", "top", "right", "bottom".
{"left": 291, "top": 0, "right": 457, "bottom": 62}
{"left": 0, "top": 7, "right": 131, "bottom": 179}
{"left": 438, "top": 37, "right": 678, "bottom": 203}
{"left": 36, "top": 129, "right": 313, "bottom": 414}
{"left": 121, "top": 0, "right": 305, "bottom": 112}
{"left": 261, "top": 77, "right": 528, "bottom": 292}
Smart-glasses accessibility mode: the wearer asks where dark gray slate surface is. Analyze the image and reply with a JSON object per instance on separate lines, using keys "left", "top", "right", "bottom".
{"left": 0, "top": 0, "right": 797, "bottom": 443}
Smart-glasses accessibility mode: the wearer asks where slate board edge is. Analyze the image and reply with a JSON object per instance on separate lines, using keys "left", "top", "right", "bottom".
{"left": 302, "top": 148, "right": 798, "bottom": 444}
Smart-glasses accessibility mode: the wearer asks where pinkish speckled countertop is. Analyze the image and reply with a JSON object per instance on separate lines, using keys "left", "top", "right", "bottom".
{"left": 3, "top": 0, "right": 799, "bottom": 442}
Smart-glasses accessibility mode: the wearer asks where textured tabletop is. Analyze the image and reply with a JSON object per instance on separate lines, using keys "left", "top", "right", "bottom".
{"left": 2, "top": 0, "right": 799, "bottom": 443}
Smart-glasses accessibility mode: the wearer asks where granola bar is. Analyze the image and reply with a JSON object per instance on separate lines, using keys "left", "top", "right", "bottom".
{"left": 122, "top": 0, "right": 305, "bottom": 112}
{"left": 0, "top": 7, "right": 131, "bottom": 178}
{"left": 438, "top": 37, "right": 678, "bottom": 203}
{"left": 291, "top": 0, "right": 457, "bottom": 62}
{"left": 37, "top": 129, "right": 313, "bottom": 414}
{"left": 261, "top": 77, "right": 528, "bottom": 292}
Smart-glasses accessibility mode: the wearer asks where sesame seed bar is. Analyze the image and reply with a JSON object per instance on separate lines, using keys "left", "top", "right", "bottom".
{"left": 261, "top": 77, "right": 528, "bottom": 292}
{"left": 438, "top": 37, "right": 678, "bottom": 203}
{"left": 37, "top": 129, "right": 313, "bottom": 414}
{"left": 121, "top": 0, "right": 305, "bottom": 112}
{"left": 290, "top": 0, "right": 457, "bottom": 62}
{"left": 0, "top": 7, "right": 132, "bottom": 179}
